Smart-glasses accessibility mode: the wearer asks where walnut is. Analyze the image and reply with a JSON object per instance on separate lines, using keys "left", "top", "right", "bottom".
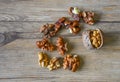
{"left": 68, "top": 7, "right": 82, "bottom": 21}
{"left": 38, "top": 52, "right": 61, "bottom": 71}
{"left": 36, "top": 38, "right": 55, "bottom": 51}
{"left": 68, "top": 7, "right": 95, "bottom": 25}
{"left": 57, "top": 17, "right": 66, "bottom": 24}
{"left": 82, "top": 29, "right": 103, "bottom": 49}
{"left": 64, "top": 20, "right": 81, "bottom": 34}
{"left": 56, "top": 37, "right": 68, "bottom": 56}
{"left": 55, "top": 17, "right": 67, "bottom": 29}
{"left": 64, "top": 20, "right": 72, "bottom": 26}
{"left": 40, "top": 23, "right": 56, "bottom": 38}
{"left": 38, "top": 52, "right": 49, "bottom": 67}
{"left": 40, "top": 17, "right": 67, "bottom": 38}
{"left": 63, "top": 54, "right": 80, "bottom": 72}
{"left": 81, "top": 11, "right": 95, "bottom": 25}
{"left": 47, "top": 57, "right": 61, "bottom": 71}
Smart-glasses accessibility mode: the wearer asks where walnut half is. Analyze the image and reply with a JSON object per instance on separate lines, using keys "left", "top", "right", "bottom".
{"left": 63, "top": 54, "right": 80, "bottom": 72}
{"left": 82, "top": 29, "right": 103, "bottom": 49}
{"left": 56, "top": 37, "right": 68, "bottom": 56}
{"left": 36, "top": 38, "right": 55, "bottom": 51}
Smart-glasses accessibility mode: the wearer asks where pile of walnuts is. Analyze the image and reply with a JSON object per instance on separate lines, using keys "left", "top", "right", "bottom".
{"left": 69, "top": 7, "right": 95, "bottom": 25}
{"left": 36, "top": 7, "right": 103, "bottom": 72}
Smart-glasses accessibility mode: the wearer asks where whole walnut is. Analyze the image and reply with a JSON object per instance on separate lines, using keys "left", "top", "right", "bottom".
{"left": 82, "top": 29, "right": 103, "bottom": 49}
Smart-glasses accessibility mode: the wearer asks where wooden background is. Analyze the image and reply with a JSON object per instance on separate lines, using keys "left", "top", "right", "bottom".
{"left": 0, "top": 0, "right": 120, "bottom": 82}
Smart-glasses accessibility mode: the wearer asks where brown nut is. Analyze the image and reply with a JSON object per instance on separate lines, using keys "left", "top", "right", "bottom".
{"left": 63, "top": 54, "right": 80, "bottom": 72}
{"left": 56, "top": 37, "right": 68, "bottom": 56}
{"left": 36, "top": 38, "right": 55, "bottom": 51}
{"left": 47, "top": 57, "right": 61, "bottom": 71}
{"left": 68, "top": 7, "right": 81, "bottom": 21}
{"left": 38, "top": 52, "right": 49, "bottom": 68}
{"left": 82, "top": 29, "right": 103, "bottom": 49}
{"left": 67, "top": 20, "right": 81, "bottom": 34}
{"left": 81, "top": 11, "right": 95, "bottom": 25}
{"left": 57, "top": 17, "right": 66, "bottom": 23}
{"left": 38, "top": 52, "right": 44, "bottom": 60}
{"left": 40, "top": 23, "right": 63, "bottom": 38}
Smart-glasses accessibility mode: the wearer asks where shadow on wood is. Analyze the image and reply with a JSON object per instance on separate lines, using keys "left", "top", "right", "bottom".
{"left": 103, "top": 32, "right": 119, "bottom": 47}
{"left": 0, "top": 32, "right": 18, "bottom": 47}
{"left": 94, "top": 11, "right": 102, "bottom": 23}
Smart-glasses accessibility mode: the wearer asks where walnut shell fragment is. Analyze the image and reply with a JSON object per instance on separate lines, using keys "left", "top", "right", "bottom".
{"left": 82, "top": 29, "right": 103, "bottom": 49}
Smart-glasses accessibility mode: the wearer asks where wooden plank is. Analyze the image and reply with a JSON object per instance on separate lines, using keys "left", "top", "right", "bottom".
{"left": 0, "top": 0, "right": 120, "bottom": 21}
{"left": 0, "top": 22, "right": 120, "bottom": 46}
{"left": 0, "top": 0, "right": 120, "bottom": 82}
{"left": 0, "top": 22, "right": 120, "bottom": 33}
{"left": 0, "top": 34, "right": 120, "bottom": 82}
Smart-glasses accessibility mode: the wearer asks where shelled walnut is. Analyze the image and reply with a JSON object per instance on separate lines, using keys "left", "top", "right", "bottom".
{"left": 82, "top": 29, "right": 103, "bottom": 49}
{"left": 40, "top": 23, "right": 59, "bottom": 38}
{"left": 47, "top": 57, "right": 61, "bottom": 71}
{"left": 68, "top": 7, "right": 95, "bottom": 25}
{"left": 56, "top": 37, "right": 68, "bottom": 56}
{"left": 64, "top": 20, "right": 81, "bottom": 34}
{"left": 36, "top": 38, "right": 55, "bottom": 51}
{"left": 40, "top": 17, "right": 67, "bottom": 38}
{"left": 55, "top": 17, "right": 67, "bottom": 29}
{"left": 40, "top": 23, "right": 55, "bottom": 38}
{"left": 63, "top": 54, "right": 80, "bottom": 72}
{"left": 81, "top": 11, "right": 95, "bottom": 25}
{"left": 38, "top": 52, "right": 49, "bottom": 67}
{"left": 68, "top": 7, "right": 81, "bottom": 21}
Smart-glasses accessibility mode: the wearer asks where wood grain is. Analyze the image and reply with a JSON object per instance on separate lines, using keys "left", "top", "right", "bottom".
{"left": 0, "top": 0, "right": 120, "bottom": 82}
{"left": 0, "top": 0, "right": 120, "bottom": 21}
{"left": 0, "top": 22, "right": 120, "bottom": 33}
{"left": 0, "top": 35, "right": 120, "bottom": 82}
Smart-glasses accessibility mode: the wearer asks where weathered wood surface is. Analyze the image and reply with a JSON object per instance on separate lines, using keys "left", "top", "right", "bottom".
{"left": 0, "top": 0, "right": 120, "bottom": 82}
{"left": 0, "top": 0, "right": 120, "bottom": 22}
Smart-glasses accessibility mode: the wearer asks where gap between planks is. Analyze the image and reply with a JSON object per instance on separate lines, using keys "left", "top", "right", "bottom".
{"left": 0, "top": 21, "right": 120, "bottom": 23}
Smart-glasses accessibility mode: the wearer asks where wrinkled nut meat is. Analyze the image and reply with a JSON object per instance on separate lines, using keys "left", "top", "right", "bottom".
{"left": 36, "top": 38, "right": 55, "bottom": 51}
{"left": 69, "top": 20, "right": 81, "bottom": 34}
{"left": 81, "top": 11, "right": 95, "bottom": 25}
{"left": 56, "top": 37, "right": 68, "bottom": 56}
{"left": 82, "top": 29, "right": 103, "bottom": 49}
{"left": 47, "top": 57, "right": 61, "bottom": 71}
{"left": 64, "top": 20, "right": 81, "bottom": 34}
{"left": 40, "top": 24, "right": 56, "bottom": 38}
{"left": 40, "top": 17, "right": 67, "bottom": 38}
{"left": 55, "top": 17, "right": 67, "bottom": 27}
{"left": 68, "top": 7, "right": 95, "bottom": 25}
{"left": 63, "top": 54, "right": 80, "bottom": 72}
{"left": 38, "top": 52, "right": 49, "bottom": 67}
{"left": 55, "top": 17, "right": 67, "bottom": 32}
{"left": 68, "top": 7, "right": 81, "bottom": 21}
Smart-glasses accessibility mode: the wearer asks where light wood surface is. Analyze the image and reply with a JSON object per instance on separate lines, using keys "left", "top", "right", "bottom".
{"left": 0, "top": 0, "right": 120, "bottom": 82}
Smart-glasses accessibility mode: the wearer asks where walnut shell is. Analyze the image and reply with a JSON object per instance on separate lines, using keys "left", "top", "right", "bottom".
{"left": 82, "top": 29, "right": 103, "bottom": 49}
